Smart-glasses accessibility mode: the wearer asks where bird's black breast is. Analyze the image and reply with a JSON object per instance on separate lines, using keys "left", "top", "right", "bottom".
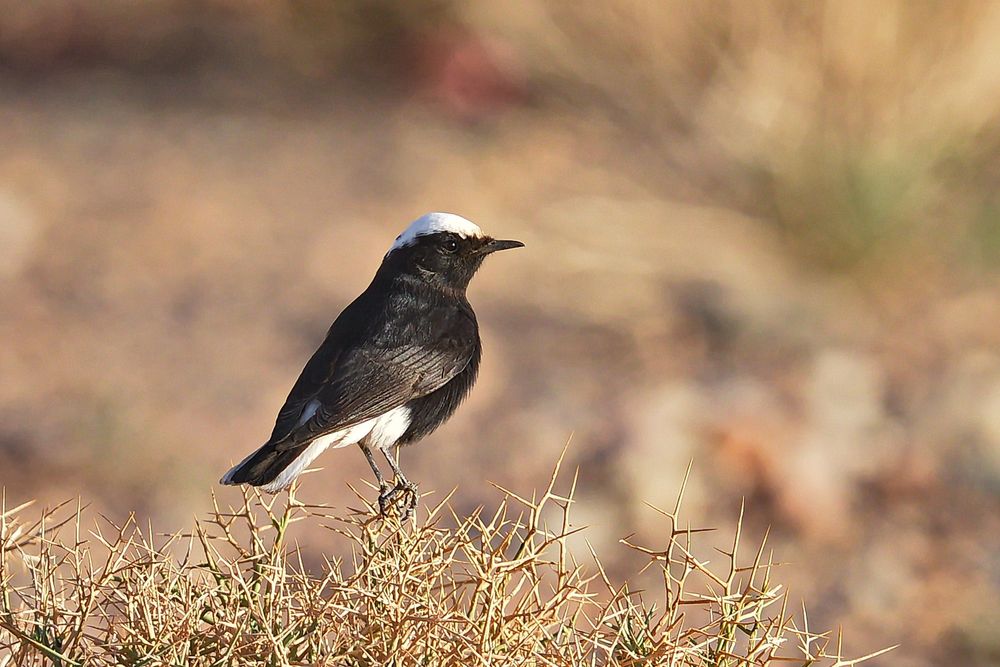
{"left": 399, "top": 336, "right": 481, "bottom": 445}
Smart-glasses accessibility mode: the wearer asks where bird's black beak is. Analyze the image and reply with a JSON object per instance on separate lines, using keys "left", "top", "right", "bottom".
{"left": 478, "top": 238, "right": 525, "bottom": 255}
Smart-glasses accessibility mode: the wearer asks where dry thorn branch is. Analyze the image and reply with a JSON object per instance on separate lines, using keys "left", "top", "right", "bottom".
{"left": 0, "top": 457, "right": 891, "bottom": 666}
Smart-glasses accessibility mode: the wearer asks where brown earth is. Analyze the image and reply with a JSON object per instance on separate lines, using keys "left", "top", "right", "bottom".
{"left": 2, "top": 2, "right": 1000, "bottom": 665}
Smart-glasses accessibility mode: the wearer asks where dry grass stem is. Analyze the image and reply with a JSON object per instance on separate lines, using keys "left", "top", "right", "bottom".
{"left": 0, "top": 461, "right": 889, "bottom": 666}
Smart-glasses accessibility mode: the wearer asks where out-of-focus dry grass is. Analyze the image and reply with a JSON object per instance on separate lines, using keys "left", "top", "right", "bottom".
{"left": 1, "top": 2, "right": 1000, "bottom": 665}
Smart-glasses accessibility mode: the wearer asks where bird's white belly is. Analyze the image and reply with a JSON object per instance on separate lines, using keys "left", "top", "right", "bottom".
{"left": 262, "top": 406, "right": 411, "bottom": 492}
{"left": 365, "top": 405, "right": 412, "bottom": 450}
{"left": 315, "top": 404, "right": 411, "bottom": 451}
{"left": 316, "top": 419, "right": 377, "bottom": 451}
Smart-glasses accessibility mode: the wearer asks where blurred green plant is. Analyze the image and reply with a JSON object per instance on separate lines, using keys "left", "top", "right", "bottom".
{"left": 762, "top": 144, "right": 932, "bottom": 271}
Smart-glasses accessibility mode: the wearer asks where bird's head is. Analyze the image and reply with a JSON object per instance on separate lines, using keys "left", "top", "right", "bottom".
{"left": 382, "top": 212, "right": 523, "bottom": 291}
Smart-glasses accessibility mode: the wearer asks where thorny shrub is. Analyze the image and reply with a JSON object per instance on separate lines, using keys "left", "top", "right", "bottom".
{"left": 0, "top": 455, "right": 893, "bottom": 666}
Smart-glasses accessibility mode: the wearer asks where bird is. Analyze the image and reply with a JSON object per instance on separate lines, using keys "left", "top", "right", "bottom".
{"left": 220, "top": 212, "right": 523, "bottom": 518}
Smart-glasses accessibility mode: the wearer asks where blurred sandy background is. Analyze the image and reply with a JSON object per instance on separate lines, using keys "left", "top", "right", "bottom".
{"left": 2, "top": 2, "right": 1000, "bottom": 664}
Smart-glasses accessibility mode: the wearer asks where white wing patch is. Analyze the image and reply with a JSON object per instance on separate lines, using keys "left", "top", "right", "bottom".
{"left": 389, "top": 212, "right": 484, "bottom": 252}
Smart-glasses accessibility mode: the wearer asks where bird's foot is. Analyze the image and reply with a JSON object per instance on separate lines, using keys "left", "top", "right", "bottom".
{"left": 377, "top": 480, "right": 418, "bottom": 521}
{"left": 397, "top": 481, "right": 418, "bottom": 521}
{"left": 377, "top": 483, "right": 396, "bottom": 517}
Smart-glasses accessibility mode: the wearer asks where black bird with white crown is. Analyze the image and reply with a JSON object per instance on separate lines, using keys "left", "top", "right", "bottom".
{"left": 221, "top": 212, "right": 523, "bottom": 518}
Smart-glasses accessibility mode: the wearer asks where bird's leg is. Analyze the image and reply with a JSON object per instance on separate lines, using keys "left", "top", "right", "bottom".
{"left": 382, "top": 446, "right": 418, "bottom": 520}
{"left": 359, "top": 442, "right": 394, "bottom": 516}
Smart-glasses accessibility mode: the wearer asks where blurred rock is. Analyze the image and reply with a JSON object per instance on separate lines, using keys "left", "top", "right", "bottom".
{"left": 782, "top": 350, "right": 895, "bottom": 538}
{"left": 0, "top": 189, "right": 40, "bottom": 279}
{"left": 622, "top": 382, "right": 708, "bottom": 514}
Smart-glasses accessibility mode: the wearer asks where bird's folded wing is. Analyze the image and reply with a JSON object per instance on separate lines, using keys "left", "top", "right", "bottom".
{"left": 271, "top": 336, "right": 475, "bottom": 450}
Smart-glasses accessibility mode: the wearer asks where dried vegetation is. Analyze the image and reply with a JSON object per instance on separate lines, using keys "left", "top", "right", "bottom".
{"left": 0, "top": 457, "right": 892, "bottom": 666}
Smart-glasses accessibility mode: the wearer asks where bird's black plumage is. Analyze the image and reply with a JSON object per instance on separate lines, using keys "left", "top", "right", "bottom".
{"left": 221, "top": 212, "right": 521, "bottom": 518}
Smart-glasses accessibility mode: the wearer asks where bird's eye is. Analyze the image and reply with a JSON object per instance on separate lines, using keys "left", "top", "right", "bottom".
{"left": 441, "top": 238, "right": 459, "bottom": 253}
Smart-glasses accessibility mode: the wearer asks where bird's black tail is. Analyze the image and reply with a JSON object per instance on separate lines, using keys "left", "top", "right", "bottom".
{"left": 220, "top": 441, "right": 311, "bottom": 493}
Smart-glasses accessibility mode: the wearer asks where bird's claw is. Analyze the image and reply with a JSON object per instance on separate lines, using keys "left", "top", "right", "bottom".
{"left": 377, "top": 483, "right": 395, "bottom": 516}
{"left": 378, "top": 481, "right": 418, "bottom": 520}
{"left": 398, "top": 481, "right": 418, "bottom": 520}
